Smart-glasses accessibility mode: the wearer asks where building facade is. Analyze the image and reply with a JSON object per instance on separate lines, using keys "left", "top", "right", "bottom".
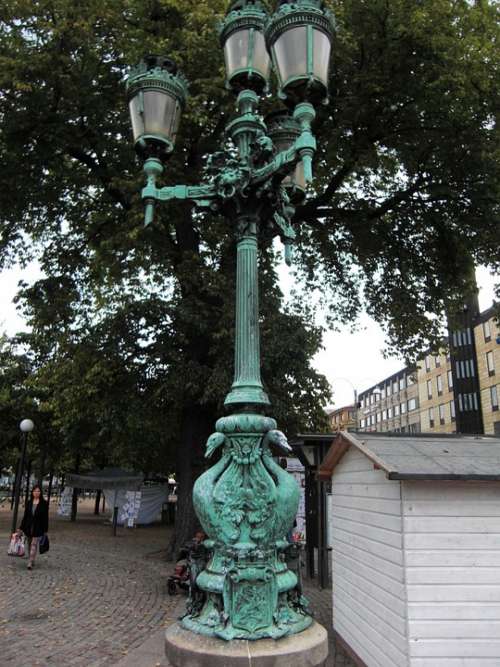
{"left": 358, "top": 367, "right": 420, "bottom": 434}
{"left": 475, "top": 306, "right": 500, "bottom": 435}
{"left": 355, "top": 304, "right": 499, "bottom": 435}
{"left": 417, "top": 351, "right": 456, "bottom": 434}
{"left": 328, "top": 404, "right": 356, "bottom": 431}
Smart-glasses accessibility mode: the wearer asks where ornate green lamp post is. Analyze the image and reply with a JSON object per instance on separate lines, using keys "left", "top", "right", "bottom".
{"left": 126, "top": 0, "right": 333, "bottom": 658}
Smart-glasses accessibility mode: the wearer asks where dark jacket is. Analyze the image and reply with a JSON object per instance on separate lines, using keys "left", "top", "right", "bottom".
{"left": 20, "top": 499, "right": 49, "bottom": 538}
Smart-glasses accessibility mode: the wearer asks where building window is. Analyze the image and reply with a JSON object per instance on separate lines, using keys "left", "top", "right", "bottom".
{"left": 394, "top": 404, "right": 399, "bottom": 416}
{"left": 361, "top": 418, "right": 366, "bottom": 428}
{"left": 425, "top": 356, "right": 431, "bottom": 372}
{"left": 429, "top": 407, "right": 435, "bottom": 428}
{"left": 437, "top": 375, "right": 443, "bottom": 396}
{"left": 484, "top": 320, "right": 491, "bottom": 342}
{"left": 487, "top": 351, "right": 495, "bottom": 377}
{"left": 377, "top": 412, "right": 381, "bottom": 423}
{"left": 450, "top": 400, "right": 456, "bottom": 421}
{"left": 491, "top": 385, "right": 499, "bottom": 412}
{"left": 388, "top": 407, "right": 393, "bottom": 418}
{"left": 401, "top": 402, "right": 407, "bottom": 414}
{"left": 407, "top": 374, "right": 415, "bottom": 386}
{"left": 380, "top": 386, "right": 386, "bottom": 399}
{"left": 382, "top": 409, "right": 387, "bottom": 421}
{"left": 399, "top": 376, "right": 406, "bottom": 391}
{"left": 408, "top": 398, "right": 417, "bottom": 411}
{"left": 439, "top": 404, "right": 446, "bottom": 425}
{"left": 447, "top": 369, "right": 453, "bottom": 391}
{"left": 427, "top": 379, "right": 433, "bottom": 400}
{"left": 435, "top": 355, "right": 441, "bottom": 368}
{"left": 393, "top": 380, "right": 398, "bottom": 395}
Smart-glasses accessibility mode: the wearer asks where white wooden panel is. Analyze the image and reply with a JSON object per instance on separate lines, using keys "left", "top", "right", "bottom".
{"left": 334, "top": 578, "right": 407, "bottom": 636}
{"left": 332, "top": 482, "right": 402, "bottom": 500}
{"left": 333, "top": 516, "right": 402, "bottom": 549}
{"left": 403, "top": 481, "right": 500, "bottom": 664}
{"left": 405, "top": 500, "right": 500, "bottom": 516}
{"left": 408, "top": 603, "right": 500, "bottom": 621}
{"left": 409, "top": 638, "right": 500, "bottom": 658}
{"left": 332, "top": 525, "right": 404, "bottom": 566}
{"left": 333, "top": 493, "right": 402, "bottom": 515}
{"left": 331, "top": 447, "right": 408, "bottom": 665}
{"left": 403, "top": 481, "right": 500, "bottom": 501}
{"left": 405, "top": 516, "right": 500, "bottom": 533}
{"left": 333, "top": 559, "right": 406, "bottom": 617}
{"left": 406, "top": 550, "right": 500, "bottom": 567}
{"left": 405, "top": 532, "right": 500, "bottom": 550}
{"left": 332, "top": 537, "right": 404, "bottom": 582}
{"left": 406, "top": 567, "right": 500, "bottom": 585}
{"left": 334, "top": 608, "right": 405, "bottom": 667}
{"left": 409, "top": 620, "right": 500, "bottom": 639}
{"left": 407, "top": 584, "right": 500, "bottom": 604}
{"left": 332, "top": 504, "right": 403, "bottom": 533}
{"left": 334, "top": 590, "right": 407, "bottom": 659}
{"left": 412, "top": 660, "right": 500, "bottom": 667}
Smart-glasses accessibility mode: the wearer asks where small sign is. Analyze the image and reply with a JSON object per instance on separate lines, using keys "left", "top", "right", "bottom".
{"left": 57, "top": 487, "right": 73, "bottom": 517}
{"left": 120, "top": 490, "right": 142, "bottom": 527}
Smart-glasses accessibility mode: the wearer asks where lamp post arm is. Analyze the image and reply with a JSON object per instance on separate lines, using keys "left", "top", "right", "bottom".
{"left": 141, "top": 157, "right": 217, "bottom": 226}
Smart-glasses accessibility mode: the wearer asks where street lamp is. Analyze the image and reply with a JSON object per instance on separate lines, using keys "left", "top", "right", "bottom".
{"left": 11, "top": 418, "right": 34, "bottom": 534}
{"left": 126, "top": 0, "right": 333, "bottom": 652}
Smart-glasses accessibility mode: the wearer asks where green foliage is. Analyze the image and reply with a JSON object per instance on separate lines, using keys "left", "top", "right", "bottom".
{"left": 0, "top": 0, "right": 499, "bottom": 478}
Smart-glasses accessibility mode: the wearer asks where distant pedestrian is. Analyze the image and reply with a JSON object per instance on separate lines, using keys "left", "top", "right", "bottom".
{"left": 18, "top": 484, "right": 49, "bottom": 570}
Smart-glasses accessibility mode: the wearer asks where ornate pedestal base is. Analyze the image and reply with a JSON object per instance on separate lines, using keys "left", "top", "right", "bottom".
{"left": 165, "top": 621, "right": 328, "bottom": 667}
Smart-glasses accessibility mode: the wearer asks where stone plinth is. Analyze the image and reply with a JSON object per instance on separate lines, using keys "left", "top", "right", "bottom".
{"left": 165, "top": 621, "right": 328, "bottom": 667}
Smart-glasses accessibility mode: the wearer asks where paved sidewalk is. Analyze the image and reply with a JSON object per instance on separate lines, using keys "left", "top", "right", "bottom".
{"left": 0, "top": 502, "right": 353, "bottom": 667}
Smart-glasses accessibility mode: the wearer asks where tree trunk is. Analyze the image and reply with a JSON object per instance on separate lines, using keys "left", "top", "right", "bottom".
{"left": 70, "top": 452, "right": 81, "bottom": 522}
{"left": 37, "top": 447, "right": 47, "bottom": 487}
{"left": 166, "top": 405, "right": 215, "bottom": 560}
{"left": 94, "top": 489, "right": 101, "bottom": 515}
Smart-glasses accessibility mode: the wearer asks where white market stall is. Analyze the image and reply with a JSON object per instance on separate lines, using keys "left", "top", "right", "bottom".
{"left": 319, "top": 431, "right": 500, "bottom": 667}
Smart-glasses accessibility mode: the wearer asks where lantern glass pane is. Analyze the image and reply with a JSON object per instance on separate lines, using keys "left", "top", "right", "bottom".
{"left": 252, "top": 31, "right": 271, "bottom": 79}
{"left": 313, "top": 29, "right": 331, "bottom": 86}
{"left": 273, "top": 138, "right": 305, "bottom": 190}
{"left": 225, "top": 29, "right": 250, "bottom": 76}
{"left": 129, "top": 90, "right": 180, "bottom": 145}
{"left": 273, "top": 26, "right": 307, "bottom": 84}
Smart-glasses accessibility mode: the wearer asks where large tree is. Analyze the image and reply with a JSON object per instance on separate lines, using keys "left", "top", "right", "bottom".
{"left": 1, "top": 0, "right": 499, "bottom": 548}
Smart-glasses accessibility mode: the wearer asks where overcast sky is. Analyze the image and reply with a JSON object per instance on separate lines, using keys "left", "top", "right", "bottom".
{"left": 0, "top": 261, "right": 497, "bottom": 409}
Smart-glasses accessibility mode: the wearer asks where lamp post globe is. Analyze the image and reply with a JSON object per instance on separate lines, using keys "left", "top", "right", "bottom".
{"left": 266, "top": 0, "right": 334, "bottom": 107}
{"left": 220, "top": 0, "right": 271, "bottom": 95}
{"left": 20, "top": 418, "right": 34, "bottom": 433}
{"left": 126, "top": 54, "right": 188, "bottom": 160}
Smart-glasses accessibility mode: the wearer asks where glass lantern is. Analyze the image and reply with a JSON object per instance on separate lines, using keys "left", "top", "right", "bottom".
{"left": 126, "top": 55, "right": 188, "bottom": 158}
{"left": 266, "top": 111, "right": 306, "bottom": 202}
{"left": 220, "top": 0, "right": 271, "bottom": 94}
{"left": 266, "top": 0, "right": 334, "bottom": 106}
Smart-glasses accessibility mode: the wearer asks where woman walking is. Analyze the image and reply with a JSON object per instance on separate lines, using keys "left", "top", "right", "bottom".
{"left": 18, "top": 484, "right": 49, "bottom": 570}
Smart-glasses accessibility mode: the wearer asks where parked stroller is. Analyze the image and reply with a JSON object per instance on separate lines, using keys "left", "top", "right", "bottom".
{"left": 167, "top": 531, "right": 207, "bottom": 596}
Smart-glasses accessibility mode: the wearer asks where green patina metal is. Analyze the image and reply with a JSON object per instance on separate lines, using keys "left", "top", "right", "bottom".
{"left": 266, "top": 0, "right": 334, "bottom": 104}
{"left": 126, "top": 0, "right": 333, "bottom": 642}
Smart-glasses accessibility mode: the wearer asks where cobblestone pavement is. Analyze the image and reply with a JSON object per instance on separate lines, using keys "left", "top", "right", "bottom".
{"left": 0, "top": 501, "right": 353, "bottom": 667}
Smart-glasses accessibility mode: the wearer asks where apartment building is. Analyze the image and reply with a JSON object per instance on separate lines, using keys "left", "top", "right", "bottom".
{"left": 358, "top": 367, "right": 421, "bottom": 434}
{"left": 328, "top": 405, "right": 356, "bottom": 431}
{"left": 417, "top": 351, "right": 456, "bottom": 433}
{"left": 355, "top": 302, "right": 499, "bottom": 435}
{"left": 475, "top": 306, "right": 500, "bottom": 435}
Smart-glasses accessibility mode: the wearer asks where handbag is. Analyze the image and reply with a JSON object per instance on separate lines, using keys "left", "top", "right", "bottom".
{"left": 7, "top": 533, "right": 25, "bottom": 557}
{"left": 39, "top": 534, "right": 50, "bottom": 555}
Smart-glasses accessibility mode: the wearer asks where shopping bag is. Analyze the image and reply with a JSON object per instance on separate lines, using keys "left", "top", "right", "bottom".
{"left": 39, "top": 534, "right": 50, "bottom": 555}
{"left": 7, "top": 533, "right": 25, "bottom": 557}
